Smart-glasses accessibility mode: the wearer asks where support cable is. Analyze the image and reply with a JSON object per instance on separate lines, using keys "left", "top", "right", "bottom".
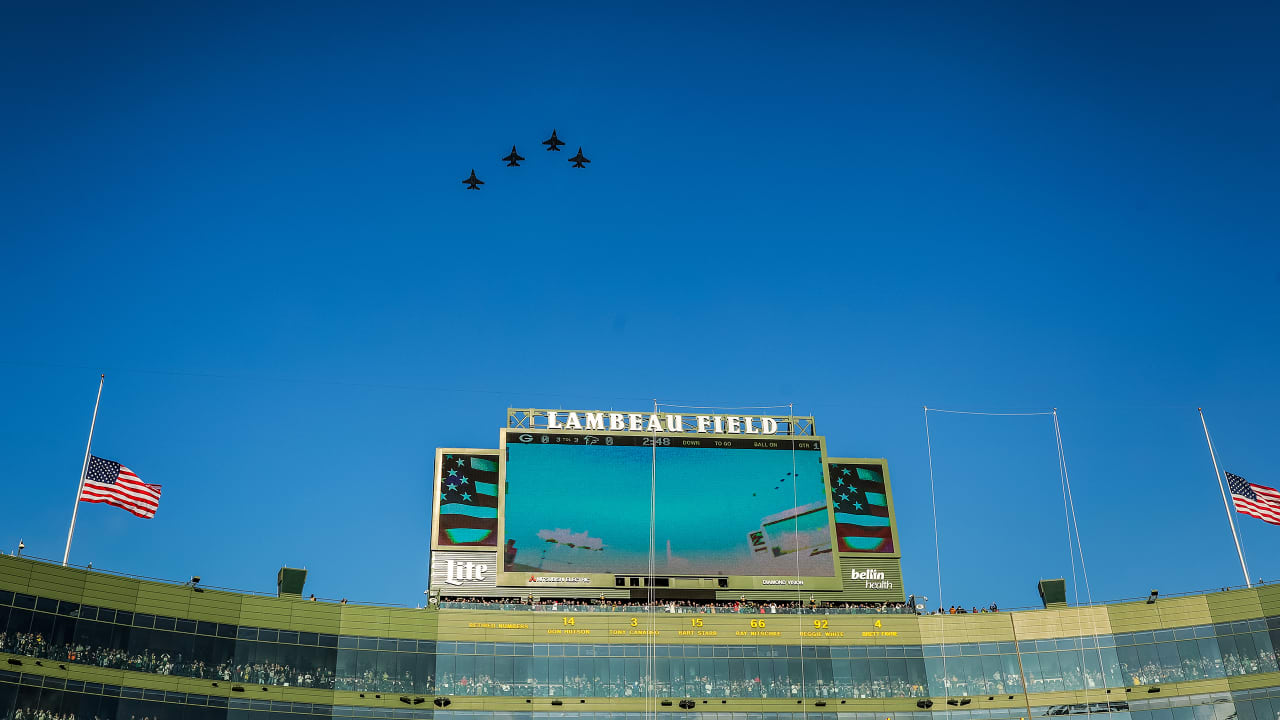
{"left": 923, "top": 407, "right": 947, "bottom": 701}
{"left": 647, "top": 398, "right": 658, "bottom": 720}
{"left": 1054, "top": 411, "right": 1110, "bottom": 699}
{"left": 788, "top": 402, "right": 807, "bottom": 717}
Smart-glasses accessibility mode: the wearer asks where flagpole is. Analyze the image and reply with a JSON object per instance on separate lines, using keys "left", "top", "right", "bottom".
{"left": 1199, "top": 408, "right": 1250, "bottom": 588}
{"left": 63, "top": 374, "right": 104, "bottom": 567}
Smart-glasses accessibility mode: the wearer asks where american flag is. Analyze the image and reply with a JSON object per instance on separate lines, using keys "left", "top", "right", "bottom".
{"left": 436, "top": 454, "right": 499, "bottom": 546}
{"left": 829, "top": 463, "right": 895, "bottom": 553}
{"left": 79, "top": 456, "right": 162, "bottom": 519}
{"left": 1226, "top": 472, "right": 1280, "bottom": 526}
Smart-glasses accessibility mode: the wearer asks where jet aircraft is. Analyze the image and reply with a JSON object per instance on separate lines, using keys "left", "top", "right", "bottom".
{"left": 502, "top": 146, "right": 525, "bottom": 167}
{"left": 568, "top": 147, "right": 590, "bottom": 168}
{"left": 542, "top": 129, "right": 565, "bottom": 151}
{"left": 462, "top": 169, "right": 483, "bottom": 190}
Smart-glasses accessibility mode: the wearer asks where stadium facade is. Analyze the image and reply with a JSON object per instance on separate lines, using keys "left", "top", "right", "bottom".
{"left": 2, "top": 409, "right": 1279, "bottom": 720}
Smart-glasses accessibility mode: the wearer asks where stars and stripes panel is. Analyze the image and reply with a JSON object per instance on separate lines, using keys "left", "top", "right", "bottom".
{"left": 436, "top": 453, "right": 500, "bottom": 547}
{"left": 1227, "top": 472, "right": 1280, "bottom": 526}
{"left": 828, "top": 462, "right": 895, "bottom": 553}
{"left": 79, "top": 455, "right": 162, "bottom": 519}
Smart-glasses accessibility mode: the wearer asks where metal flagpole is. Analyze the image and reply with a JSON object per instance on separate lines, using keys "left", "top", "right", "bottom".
{"left": 1199, "top": 408, "right": 1250, "bottom": 588}
{"left": 63, "top": 374, "right": 104, "bottom": 567}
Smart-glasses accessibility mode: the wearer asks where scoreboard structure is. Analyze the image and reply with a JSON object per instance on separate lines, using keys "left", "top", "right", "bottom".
{"left": 429, "top": 409, "right": 903, "bottom": 602}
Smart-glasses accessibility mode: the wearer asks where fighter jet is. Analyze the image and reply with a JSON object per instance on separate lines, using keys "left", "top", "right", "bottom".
{"left": 542, "top": 129, "right": 565, "bottom": 151}
{"left": 462, "top": 169, "right": 483, "bottom": 190}
{"left": 502, "top": 146, "right": 525, "bottom": 167}
{"left": 568, "top": 147, "right": 590, "bottom": 168}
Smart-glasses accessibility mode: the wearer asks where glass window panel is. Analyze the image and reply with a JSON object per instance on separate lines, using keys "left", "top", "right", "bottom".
{"left": 1020, "top": 653, "right": 1044, "bottom": 694}
{"left": 1198, "top": 638, "right": 1225, "bottom": 678}
{"left": 1136, "top": 644, "right": 1162, "bottom": 684}
{"left": 1157, "top": 642, "right": 1183, "bottom": 681}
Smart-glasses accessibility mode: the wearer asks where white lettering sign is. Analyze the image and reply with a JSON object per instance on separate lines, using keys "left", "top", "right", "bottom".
{"left": 535, "top": 411, "right": 796, "bottom": 436}
{"left": 441, "top": 559, "right": 490, "bottom": 586}
{"left": 527, "top": 575, "right": 592, "bottom": 584}
{"left": 851, "top": 568, "right": 893, "bottom": 590}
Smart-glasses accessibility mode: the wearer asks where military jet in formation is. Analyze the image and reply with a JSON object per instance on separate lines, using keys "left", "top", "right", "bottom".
{"left": 542, "top": 129, "right": 565, "bottom": 151}
{"left": 462, "top": 130, "right": 590, "bottom": 189}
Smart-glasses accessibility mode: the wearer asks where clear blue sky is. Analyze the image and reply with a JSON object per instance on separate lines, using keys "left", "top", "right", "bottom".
{"left": 1, "top": 1, "right": 1277, "bottom": 610}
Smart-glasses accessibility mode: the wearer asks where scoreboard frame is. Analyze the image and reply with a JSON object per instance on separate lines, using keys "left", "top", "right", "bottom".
{"left": 429, "top": 412, "right": 904, "bottom": 602}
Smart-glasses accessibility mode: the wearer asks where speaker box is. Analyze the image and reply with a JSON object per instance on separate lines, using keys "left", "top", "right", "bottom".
{"left": 278, "top": 567, "right": 308, "bottom": 597}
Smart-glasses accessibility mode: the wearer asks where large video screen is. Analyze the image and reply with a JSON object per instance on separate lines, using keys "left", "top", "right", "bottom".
{"left": 502, "top": 434, "right": 836, "bottom": 577}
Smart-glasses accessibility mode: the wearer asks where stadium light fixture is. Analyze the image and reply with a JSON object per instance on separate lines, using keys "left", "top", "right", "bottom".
{"left": 1147, "top": 590, "right": 1158, "bottom": 604}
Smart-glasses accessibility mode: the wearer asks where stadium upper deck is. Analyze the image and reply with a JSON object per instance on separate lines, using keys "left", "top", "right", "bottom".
{"left": 1, "top": 556, "right": 1279, "bottom": 720}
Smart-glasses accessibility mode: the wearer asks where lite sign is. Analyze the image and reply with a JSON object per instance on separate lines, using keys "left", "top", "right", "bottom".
{"left": 546, "top": 412, "right": 781, "bottom": 435}
{"left": 440, "top": 559, "right": 490, "bottom": 586}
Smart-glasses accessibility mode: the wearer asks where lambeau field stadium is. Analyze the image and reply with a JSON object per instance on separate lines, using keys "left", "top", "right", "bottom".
{"left": 2, "top": 409, "right": 1279, "bottom": 720}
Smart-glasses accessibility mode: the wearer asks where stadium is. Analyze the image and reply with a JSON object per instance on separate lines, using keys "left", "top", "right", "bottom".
{"left": 1, "top": 408, "right": 1278, "bottom": 720}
